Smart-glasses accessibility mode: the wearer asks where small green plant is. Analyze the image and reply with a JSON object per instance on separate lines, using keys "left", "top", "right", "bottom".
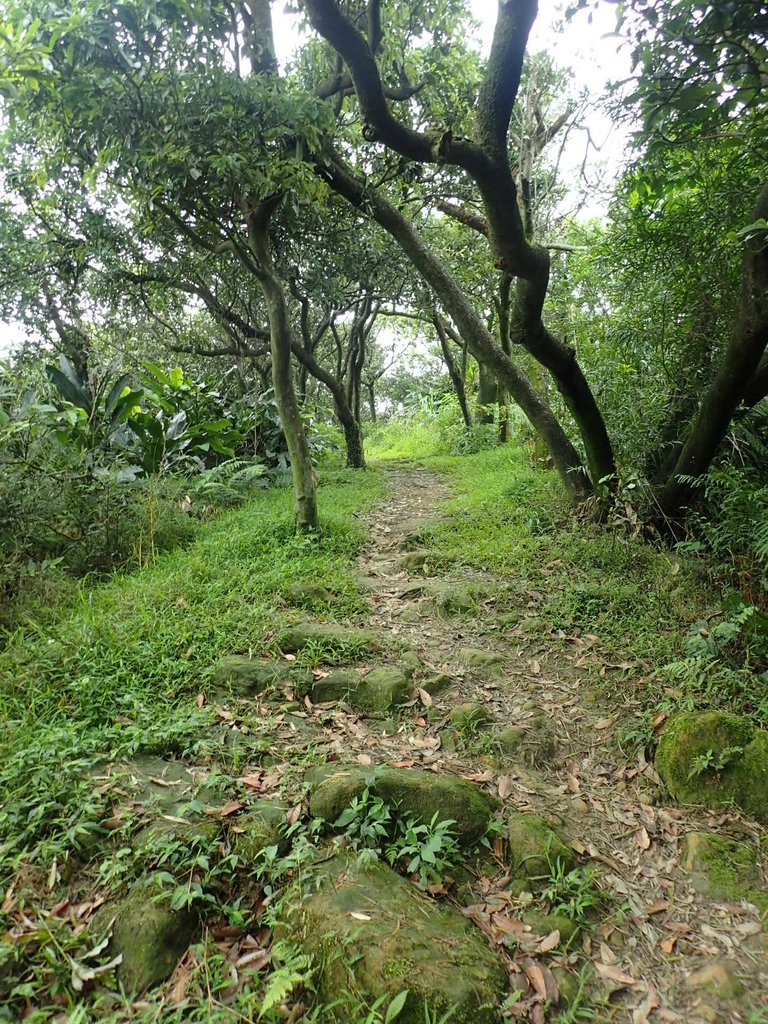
{"left": 386, "top": 813, "right": 461, "bottom": 889}
{"left": 686, "top": 745, "right": 744, "bottom": 780}
{"left": 334, "top": 787, "right": 392, "bottom": 852}
{"left": 541, "top": 857, "right": 602, "bottom": 924}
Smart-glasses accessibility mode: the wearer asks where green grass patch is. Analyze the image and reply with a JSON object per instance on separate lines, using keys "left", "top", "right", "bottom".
{"left": 0, "top": 468, "right": 385, "bottom": 869}
{"left": 413, "top": 445, "right": 720, "bottom": 673}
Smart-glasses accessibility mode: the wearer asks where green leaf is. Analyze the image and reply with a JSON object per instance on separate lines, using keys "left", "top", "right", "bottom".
{"left": 385, "top": 989, "right": 409, "bottom": 1022}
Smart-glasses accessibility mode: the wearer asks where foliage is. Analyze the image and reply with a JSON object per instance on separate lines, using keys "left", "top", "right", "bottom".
{"left": 541, "top": 858, "right": 602, "bottom": 924}
{"left": 332, "top": 789, "right": 463, "bottom": 890}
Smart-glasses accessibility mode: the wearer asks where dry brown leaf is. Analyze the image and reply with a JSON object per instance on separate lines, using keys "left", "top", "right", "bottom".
{"left": 524, "top": 964, "right": 549, "bottom": 1000}
{"left": 633, "top": 986, "right": 661, "bottom": 1023}
{"left": 216, "top": 706, "right": 234, "bottom": 722}
{"left": 240, "top": 774, "right": 262, "bottom": 791}
{"left": 196, "top": 693, "right": 206, "bottom": 708}
{"left": 286, "top": 803, "right": 302, "bottom": 826}
{"left": 349, "top": 911, "right": 372, "bottom": 921}
{"left": 356, "top": 753, "right": 373, "bottom": 766}
{"left": 283, "top": 653, "right": 296, "bottom": 661}
{"left": 567, "top": 774, "right": 581, "bottom": 794}
{"left": 498, "top": 775, "right": 514, "bottom": 800}
{"left": 636, "top": 827, "right": 651, "bottom": 850}
{"left": 218, "top": 800, "right": 245, "bottom": 818}
{"left": 390, "top": 759, "right": 414, "bottom": 768}
{"left": 530, "top": 659, "right": 542, "bottom": 675}
{"left": 538, "top": 929, "right": 560, "bottom": 953}
{"left": 646, "top": 899, "right": 669, "bottom": 915}
{"left": 417, "top": 687, "right": 433, "bottom": 707}
{"left": 595, "top": 963, "right": 637, "bottom": 987}
{"left": 595, "top": 717, "right": 615, "bottom": 730}
{"left": 660, "top": 934, "right": 676, "bottom": 955}
{"left": 237, "top": 949, "right": 271, "bottom": 972}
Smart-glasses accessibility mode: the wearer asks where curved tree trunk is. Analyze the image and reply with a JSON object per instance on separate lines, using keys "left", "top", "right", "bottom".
{"left": 433, "top": 312, "right": 472, "bottom": 428}
{"left": 656, "top": 184, "right": 768, "bottom": 520}
{"left": 324, "top": 153, "right": 591, "bottom": 503}
{"left": 246, "top": 203, "right": 320, "bottom": 531}
{"left": 476, "top": 362, "right": 498, "bottom": 424}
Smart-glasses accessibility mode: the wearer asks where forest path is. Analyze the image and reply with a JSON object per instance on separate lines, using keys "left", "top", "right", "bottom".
{"left": 350, "top": 462, "right": 768, "bottom": 1024}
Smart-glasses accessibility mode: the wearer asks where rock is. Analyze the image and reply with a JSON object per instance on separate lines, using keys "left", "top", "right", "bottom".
{"left": 397, "top": 606, "right": 423, "bottom": 623}
{"left": 291, "top": 852, "right": 506, "bottom": 1022}
{"left": 507, "top": 812, "right": 575, "bottom": 882}
{"left": 132, "top": 817, "right": 221, "bottom": 852}
{"left": 439, "top": 731, "right": 458, "bottom": 754}
{"left": 306, "top": 666, "right": 410, "bottom": 714}
{"left": 398, "top": 650, "right": 423, "bottom": 676}
{"left": 450, "top": 703, "right": 495, "bottom": 733}
{"left": 681, "top": 832, "right": 766, "bottom": 909}
{"left": 212, "top": 655, "right": 313, "bottom": 697}
{"left": 655, "top": 711, "right": 768, "bottom": 818}
{"left": 231, "top": 800, "right": 287, "bottom": 862}
{"left": 397, "top": 582, "right": 429, "bottom": 599}
{"left": 398, "top": 550, "right": 436, "bottom": 572}
{"left": 277, "top": 622, "right": 381, "bottom": 658}
{"left": 552, "top": 966, "right": 582, "bottom": 1008}
{"left": 522, "top": 910, "right": 579, "bottom": 946}
{"left": 92, "top": 877, "right": 198, "bottom": 994}
{"left": 489, "top": 718, "right": 556, "bottom": 768}
{"left": 682, "top": 960, "right": 744, "bottom": 1000}
{"left": 433, "top": 586, "right": 476, "bottom": 616}
{"left": 284, "top": 583, "right": 335, "bottom": 608}
{"left": 421, "top": 673, "right": 454, "bottom": 695}
{"left": 307, "top": 765, "right": 499, "bottom": 846}
{"left": 356, "top": 667, "right": 411, "bottom": 714}
{"left": 459, "top": 647, "right": 505, "bottom": 669}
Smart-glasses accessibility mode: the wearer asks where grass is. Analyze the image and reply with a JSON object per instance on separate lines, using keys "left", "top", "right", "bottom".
{"left": 0, "top": 467, "right": 388, "bottom": 1022}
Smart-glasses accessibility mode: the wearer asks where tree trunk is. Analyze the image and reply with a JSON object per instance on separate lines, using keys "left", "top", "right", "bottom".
{"left": 341, "top": 415, "right": 365, "bottom": 468}
{"left": 433, "top": 312, "right": 472, "bottom": 427}
{"left": 325, "top": 154, "right": 592, "bottom": 503}
{"left": 476, "top": 362, "right": 497, "bottom": 424}
{"left": 656, "top": 184, "right": 768, "bottom": 520}
{"left": 367, "top": 382, "right": 377, "bottom": 422}
{"left": 246, "top": 205, "right": 319, "bottom": 532}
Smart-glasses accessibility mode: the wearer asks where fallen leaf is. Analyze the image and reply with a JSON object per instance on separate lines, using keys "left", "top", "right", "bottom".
{"left": 349, "top": 912, "right": 372, "bottom": 921}
{"left": 498, "top": 775, "right": 514, "bottom": 800}
{"left": 539, "top": 929, "right": 560, "bottom": 953}
{"left": 660, "top": 934, "right": 676, "bottom": 955}
{"left": 567, "top": 774, "right": 581, "bottom": 794}
{"left": 286, "top": 803, "right": 302, "bottom": 826}
{"left": 283, "top": 653, "right": 296, "bottom": 661}
{"left": 240, "top": 774, "right": 262, "bottom": 791}
{"left": 196, "top": 693, "right": 206, "bottom": 708}
{"left": 646, "top": 899, "right": 669, "bottom": 915}
{"left": 390, "top": 759, "right": 414, "bottom": 768}
{"left": 219, "top": 800, "right": 245, "bottom": 818}
{"left": 417, "top": 687, "right": 433, "bottom": 707}
{"left": 636, "top": 827, "right": 651, "bottom": 850}
{"left": 530, "top": 659, "right": 541, "bottom": 675}
{"left": 595, "top": 718, "right": 615, "bottom": 730}
{"left": 633, "top": 986, "right": 661, "bottom": 1023}
{"left": 356, "top": 753, "right": 373, "bottom": 766}
{"left": 595, "top": 963, "right": 637, "bottom": 987}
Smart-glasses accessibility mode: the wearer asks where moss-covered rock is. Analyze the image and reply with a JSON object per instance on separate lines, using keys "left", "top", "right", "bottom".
{"left": 231, "top": 800, "right": 287, "bottom": 862}
{"left": 421, "top": 673, "right": 454, "bottom": 695}
{"left": 459, "top": 647, "right": 505, "bottom": 669}
{"left": 92, "top": 877, "right": 198, "bottom": 994}
{"left": 655, "top": 711, "right": 768, "bottom": 818}
{"left": 492, "top": 718, "right": 556, "bottom": 767}
{"left": 306, "top": 765, "right": 499, "bottom": 845}
{"left": 277, "top": 622, "right": 381, "bottom": 658}
{"left": 356, "top": 667, "right": 411, "bottom": 714}
{"left": 507, "top": 812, "right": 575, "bottom": 882}
{"left": 433, "top": 586, "right": 477, "bottom": 616}
{"left": 450, "top": 703, "right": 495, "bottom": 732}
{"left": 681, "top": 832, "right": 766, "bottom": 910}
{"left": 302, "top": 666, "right": 410, "bottom": 714}
{"left": 291, "top": 853, "right": 506, "bottom": 1022}
{"left": 398, "top": 550, "right": 433, "bottom": 572}
{"left": 284, "top": 583, "right": 335, "bottom": 608}
{"left": 522, "top": 911, "right": 580, "bottom": 946}
{"left": 212, "top": 655, "right": 313, "bottom": 697}
{"left": 398, "top": 650, "right": 423, "bottom": 677}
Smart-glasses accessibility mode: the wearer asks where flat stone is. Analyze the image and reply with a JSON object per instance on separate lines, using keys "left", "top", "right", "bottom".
{"left": 212, "top": 655, "right": 313, "bottom": 697}
{"left": 459, "top": 647, "right": 505, "bottom": 668}
{"left": 304, "top": 666, "right": 410, "bottom": 714}
{"left": 284, "top": 583, "right": 335, "bottom": 608}
{"left": 421, "top": 673, "right": 454, "bottom": 695}
{"left": 290, "top": 852, "right": 506, "bottom": 1022}
{"left": 277, "top": 622, "right": 381, "bottom": 658}
{"left": 507, "top": 812, "right": 575, "bottom": 882}
{"left": 522, "top": 910, "right": 579, "bottom": 946}
{"left": 92, "top": 876, "right": 198, "bottom": 994}
{"left": 433, "top": 586, "right": 476, "bottom": 616}
{"left": 450, "top": 703, "right": 495, "bottom": 732}
{"left": 398, "top": 550, "right": 433, "bottom": 572}
{"left": 307, "top": 765, "right": 499, "bottom": 846}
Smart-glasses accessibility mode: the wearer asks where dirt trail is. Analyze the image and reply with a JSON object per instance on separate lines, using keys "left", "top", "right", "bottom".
{"left": 349, "top": 464, "right": 768, "bottom": 1023}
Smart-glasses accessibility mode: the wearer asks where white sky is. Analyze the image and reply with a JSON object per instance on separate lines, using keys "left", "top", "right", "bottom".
{"left": 0, "top": 1, "right": 631, "bottom": 358}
